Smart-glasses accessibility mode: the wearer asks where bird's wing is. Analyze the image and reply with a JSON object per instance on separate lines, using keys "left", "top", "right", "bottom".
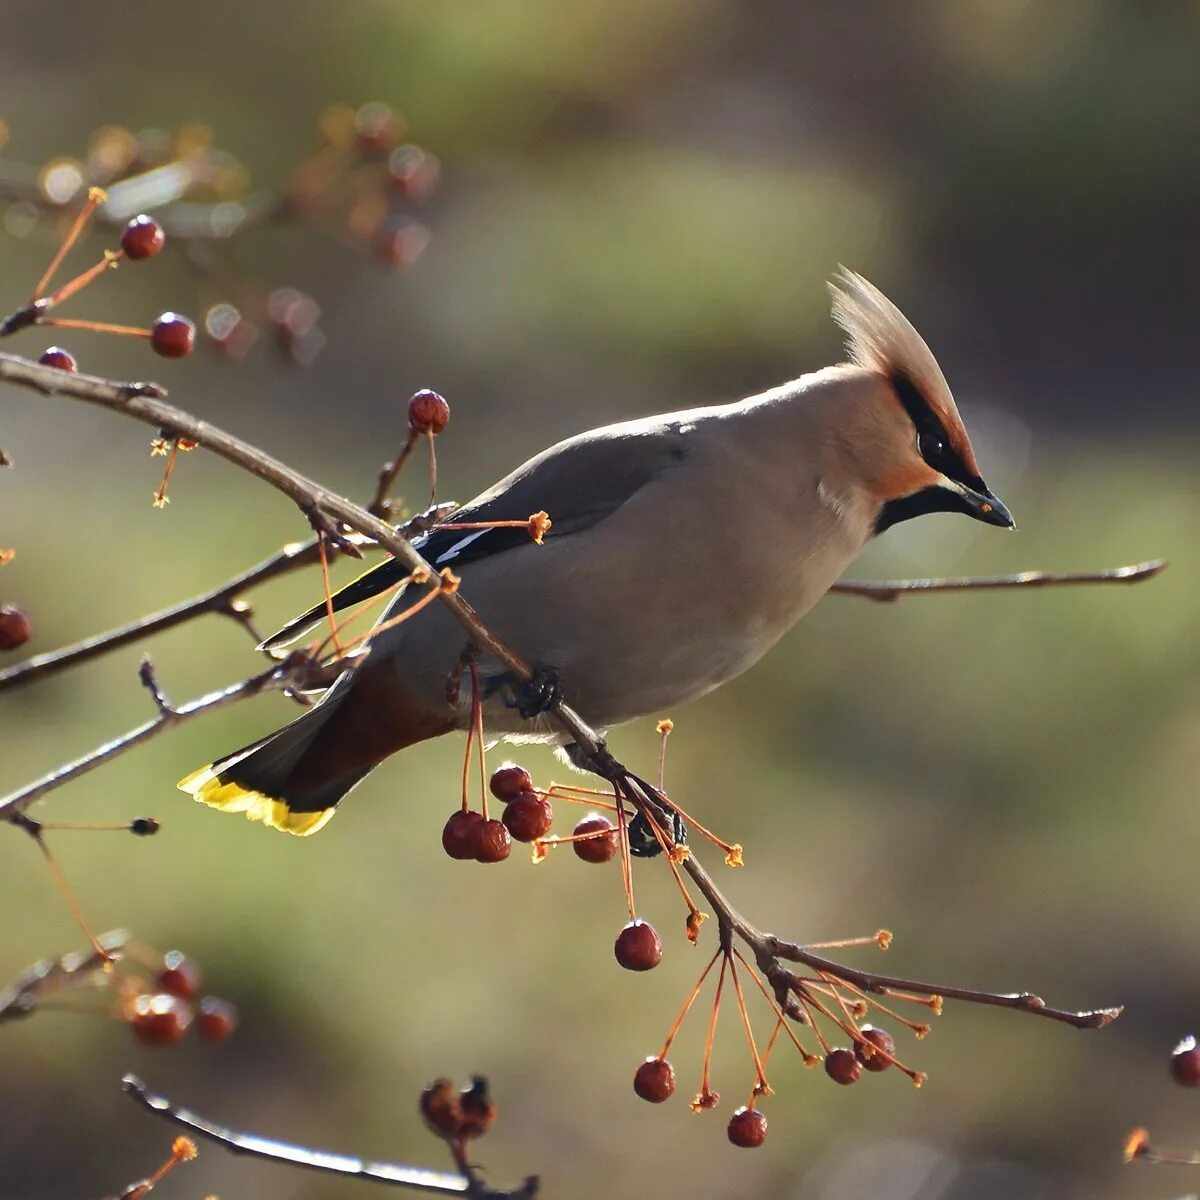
{"left": 260, "top": 421, "right": 690, "bottom": 649}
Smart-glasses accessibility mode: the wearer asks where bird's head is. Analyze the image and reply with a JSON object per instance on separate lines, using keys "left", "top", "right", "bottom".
{"left": 826, "top": 269, "right": 1014, "bottom": 536}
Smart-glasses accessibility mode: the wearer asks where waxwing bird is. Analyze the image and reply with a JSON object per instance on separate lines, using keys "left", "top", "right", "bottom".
{"left": 180, "top": 269, "right": 1013, "bottom": 835}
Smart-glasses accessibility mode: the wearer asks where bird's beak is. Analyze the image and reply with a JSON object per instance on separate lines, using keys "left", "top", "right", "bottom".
{"left": 940, "top": 477, "right": 1016, "bottom": 530}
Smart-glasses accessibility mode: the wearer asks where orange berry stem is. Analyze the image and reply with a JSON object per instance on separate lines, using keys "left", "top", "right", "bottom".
{"left": 644, "top": 786, "right": 742, "bottom": 863}
{"left": 629, "top": 790, "right": 703, "bottom": 926}
{"left": 469, "top": 662, "right": 487, "bottom": 817}
{"left": 336, "top": 571, "right": 451, "bottom": 653}
{"left": 426, "top": 432, "right": 438, "bottom": 508}
{"left": 43, "top": 250, "right": 123, "bottom": 308}
{"left": 658, "top": 949, "right": 721, "bottom": 1060}
{"left": 612, "top": 785, "right": 636, "bottom": 921}
{"left": 728, "top": 953, "right": 770, "bottom": 1094}
{"left": 805, "top": 930, "right": 893, "bottom": 951}
{"left": 837, "top": 976, "right": 938, "bottom": 1033}
{"left": 732, "top": 948, "right": 819, "bottom": 1065}
{"left": 694, "top": 952, "right": 728, "bottom": 1107}
{"left": 314, "top": 533, "right": 347, "bottom": 657}
{"left": 33, "top": 834, "right": 114, "bottom": 963}
{"left": 31, "top": 186, "right": 106, "bottom": 300}
{"left": 40, "top": 316, "right": 150, "bottom": 337}
{"left": 152, "top": 440, "right": 181, "bottom": 509}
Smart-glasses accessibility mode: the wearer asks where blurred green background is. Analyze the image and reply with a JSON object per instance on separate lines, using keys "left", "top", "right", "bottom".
{"left": 2, "top": 2, "right": 1198, "bottom": 1198}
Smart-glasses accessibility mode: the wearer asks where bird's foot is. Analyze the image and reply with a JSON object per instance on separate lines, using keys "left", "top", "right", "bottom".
{"left": 628, "top": 804, "right": 687, "bottom": 858}
{"left": 509, "top": 662, "right": 565, "bottom": 720}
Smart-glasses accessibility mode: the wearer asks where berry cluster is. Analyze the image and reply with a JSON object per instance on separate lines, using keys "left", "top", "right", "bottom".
{"left": 0, "top": 110, "right": 437, "bottom": 367}
{"left": 126, "top": 950, "right": 239, "bottom": 1046}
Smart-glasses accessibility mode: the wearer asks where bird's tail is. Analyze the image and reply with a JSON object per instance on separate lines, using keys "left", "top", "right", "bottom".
{"left": 178, "top": 663, "right": 456, "bottom": 835}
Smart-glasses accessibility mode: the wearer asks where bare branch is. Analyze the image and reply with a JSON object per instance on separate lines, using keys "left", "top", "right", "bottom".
{"left": 121, "top": 1076, "right": 538, "bottom": 1199}
{"left": 0, "top": 655, "right": 312, "bottom": 824}
{"left": 831, "top": 560, "right": 1166, "bottom": 601}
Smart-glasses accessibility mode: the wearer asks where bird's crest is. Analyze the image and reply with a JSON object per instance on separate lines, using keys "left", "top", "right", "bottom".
{"left": 829, "top": 268, "right": 978, "bottom": 474}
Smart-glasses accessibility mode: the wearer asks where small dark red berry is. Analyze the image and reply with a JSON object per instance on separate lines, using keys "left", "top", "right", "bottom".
{"left": 442, "top": 810, "right": 484, "bottom": 860}
{"left": 120, "top": 214, "right": 165, "bottom": 260}
{"left": 855, "top": 1025, "right": 895, "bottom": 1072}
{"left": 502, "top": 792, "right": 552, "bottom": 842}
{"left": 633, "top": 1057, "right": 675, "bottom": 1102}
{"left": 38, "top": 346, "right": 77, "bottom": 371}
{"left": 420, "top": 1078, "right": 463, "bottom": 1137}
{"left": 150, "top": 312, "right": 195, "bottom": 358}
{"left": 473, "top": 818, "right": 511, "bottom": 863}
{"left": 373, "top": 218, "right": 430, "bottom": 268}
{"left": 0, "top": 606, "right": 33, "bottom": 651}
{"left": 196, "top": 996, "right": 238, "bottom": 1041}
{"left": 387, "top": 145, "right": 440, "bottom": 200}
{"left": 489, "top": 763, "right": 532, "bottom": 803}
{"left": 129, "top": 993, "right": 193, "bottom": 1045}
{"left": 1171, "top": 1036, "right": 1200, "bottom": 1086}
{"left": 727, "top": 1106, "right": 767, "bottom": 1148}
{"left": 458, "top": 1076, "right": 497, "bottom": 1138}
{"left": 824, "top": 1047, "right": 862, "bottom": 1085}
{"left": 407, "top": 388, "right": 449, "bottom": 435}
{"left": 614, "top": 919, "right": 662, "bottom": 971}
{"left": 129, "top": 817, "right": 160, "bottom": 836}
{"left": 155, "top": 950, "right": 201, "bottom": 999}
{"left": 354, "top": 102, "right": 401, "bottom": 155}
{"left": 572, "top": 815, "right": 618, "bottom": 863}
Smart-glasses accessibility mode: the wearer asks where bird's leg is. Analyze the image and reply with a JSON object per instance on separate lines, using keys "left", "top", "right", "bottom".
{"left": 507, "top": 662, "right": 565, "bottom": 720}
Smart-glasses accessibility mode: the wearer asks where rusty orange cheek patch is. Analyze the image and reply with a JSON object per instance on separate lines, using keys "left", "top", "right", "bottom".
{"left": 872, "top": 460, "right": 941, "bottom": 503}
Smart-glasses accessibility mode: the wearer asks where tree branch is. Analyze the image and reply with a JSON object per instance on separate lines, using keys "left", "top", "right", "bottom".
{"left": 1, "top": 348, "right": 1124, "bottom": 1037}
{"left": 121, "top": 1075, "right": 538, "bottom": 1199}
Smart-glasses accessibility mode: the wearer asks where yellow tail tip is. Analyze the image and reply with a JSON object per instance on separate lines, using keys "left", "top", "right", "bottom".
{"left": 177, "top": 764, "right": 335, "bottom": 836}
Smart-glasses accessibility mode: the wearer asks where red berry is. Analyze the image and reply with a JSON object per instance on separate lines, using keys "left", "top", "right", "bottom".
{"left": 407, "top": 388, "right": 449, "bottom": 435}
{"left": 855, "top": 1025, "right": 895, "bottom": 1072}
{"left": 38, "top": 346, "right": 77, "bottom": 371}
{"left": 1171, "top": 1036, "right": 1200, "bottom": 1086}
{"left": 633, "top": 1057, "right": 675, "bottom": 1102}
{"left": 354, "top": 102, "right": 401, "bottom": 155}
{"left": 150, "top": 312, "right": 195, "bottom": 358}
{"left": 473, "top": 818, "right": 511, "bottom": 863}
{"left": 420, "top": 1078, "right": 463, "bottom": 1137}
{"left": 442, "top": 810, "right": 484, "bottom": 860}
{"left": 488, "top": 763, "right": 532, "bottom": 803}
{"left": 502, "top": 792, "right": 552, "bottom": 842}
{"left": 0, "top": 606, "right": 33, "bottom": 651}
{"left": 614, "top": 919, "right": 662, "bottom": 971}
{"left": 155, "top": 950, "right": 201, "bottom": 999}
{"left": 458, "top": 1076, "right": 497, "bottom": 1138}
{"left": 824, "top": 1048, "right": 862, "bottom": 1085}
{"left": 373, "top": 218, "right": 430, "bottom": 268}
{"left": 727, "top": 1107, "right": 767, "bottom": 1148}
{"left": 572, "top": 815, "right": 617, "bottom": 864}
{"left": 129, "top": 993, "right": 193, "bottom": 1045}
{"left": 196, "top": 996, "right": 238, "bottom": 1041}
{"left": 120, "top": 214, "right": 165, "bottom": 260}
{"left": 387, "top": 145, "right": 440, "bottom": 200}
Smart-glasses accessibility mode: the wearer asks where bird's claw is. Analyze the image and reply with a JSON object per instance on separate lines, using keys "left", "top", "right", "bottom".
{"left": 509, "top": 663, "right": 564, "bottom": 720}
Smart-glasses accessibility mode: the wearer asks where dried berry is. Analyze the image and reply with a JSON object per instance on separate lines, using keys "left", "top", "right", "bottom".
{"left": 150, "top": 312, "right": 196, "bottom": 358}
{"left": 120, "top": 214, "right": 165, "bottom": 260}
{"left": 824, "top": 1048, "right": 862, "bottom": 1085}
{"left": 458, "top": 1076, "right": 497, "bottom": 1138}
{"left": 0, "top": 605, "right": 33, "bottom": 651}
{"left": 442, "top": 810, "right": 483, "bottom": 860}
{"left": 408, "top": 388, "right": 449, "bottom": 436}
{"left": 855, "top": 1025, "right": 895, "bottom": 1072}
{"left": 633, "top": 1057, "right": 675, "bottom": 1102}
{"left": 129, "top": 817, "right": 160, "bottom": 836}
{"left": 129, "top": 993, "right": 193, "bottom": 1045}
{"left": 727, "top": 1106, "right": 767, "bottom": 1148}
{"left": 420, "top": 1078, "right": 463, "bottom": 1137}
{"left": 502, "top": 792, "right": 552, "bottom": 842}
{"left": 1171, "top": 1036, "right": 1200, "bottom": 1086}
{"left": 572, "top": 815, "right": 618, "bottom": 864}
{"left": 614, "top": 919, "right": 662, "bottom": 971}
{"left": 473, "top": 818, "right": 511, "bottom": 864}
{"left": 488, "top": 763, "right": 532, "bottom": 803}
{"left": 38, "top": 346, "right": 77, "bottom": 371}
{"left": 155, "top": 950, "right": 201, "bottom": 1000}
{"left": 196, "top": 996, "right": 238, "bottom": 1041}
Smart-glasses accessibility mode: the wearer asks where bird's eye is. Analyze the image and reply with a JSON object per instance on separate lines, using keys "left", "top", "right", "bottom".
{"left": 918, "top": 433, "right": 945, "bottom": 462}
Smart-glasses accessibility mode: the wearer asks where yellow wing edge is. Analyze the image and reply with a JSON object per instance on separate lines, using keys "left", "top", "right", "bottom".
{"left": 177, "top": 764, "right": 335, "bottom": 837}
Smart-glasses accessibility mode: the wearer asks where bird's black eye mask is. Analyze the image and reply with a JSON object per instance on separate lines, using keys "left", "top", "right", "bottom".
{"left": 875, "top": 371, "right": 985, "bottom": 534}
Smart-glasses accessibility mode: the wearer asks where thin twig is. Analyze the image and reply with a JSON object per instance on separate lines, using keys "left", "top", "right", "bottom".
{"left": 0, "top": 655, "right": 312, "bottom": 823}
{"left": 830, "top": 560, "right": 1166, "bottom": 600}
{"left": 121, "top": 1076, "right": 539, "bottom": 1199}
